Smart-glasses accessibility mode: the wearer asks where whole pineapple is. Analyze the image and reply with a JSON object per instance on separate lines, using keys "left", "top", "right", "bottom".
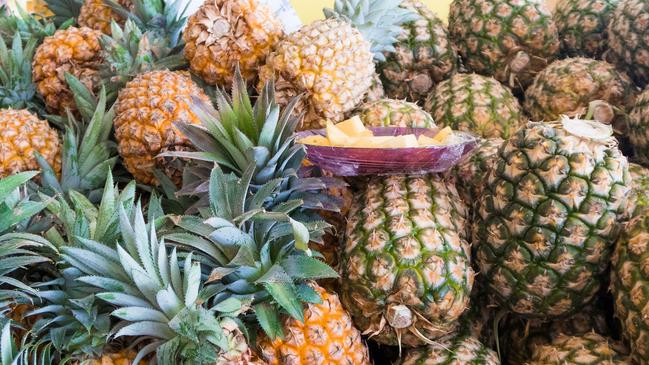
{"left": 526, "top": 333, "right": 630, "bottom": 364}
{"left": 425, "top": 73, "right": 523, "bottom": 139}
{"left": 451, "top": 137, "right": 504, "bottom": 203}
{"left": 183, "top": 0, "right": 284, "bottom": 86}
{"left": 524, "top": 58, "right": 634, "bottom": 128}
{"left": 113, "top": 70, "right": 210, "bottom": 185}
{"left": 627, "top": 86, "right": 649, "bottom": 164}
{"left": 625, "top": 162, "right": 649, "bottom": 218}
{"left": 611, "top": 210, "right": 649, "bottom": 363}
{"left": 553, "top": 0, "right": 619, "bottom": 58}
{"left": 340, "top": 174, "right": 473, "bottom": 347}
{"left": 474, "top": 119, "right": 631, "bottom": 317}
{"left": 258, "top": 284, "right": 370, "bottom": 365}
{"left": 32, "top": 26, "right": 102, "bottom": 115}
{"left": 448, "top": 0, "right": 560, "bottom": 89}
{"left": 258, "top": 18, "right": 374, "bottom": 129}
{"left": 357, "top": 98, "right": 435, "bottom": 128}
{"left": 0, "top": 109, "right": 60, "bottom": 177}
{"left": 607, "top": 0, "right": 649, "bottom": 88}
{"left": 78, "top": 0, "right": 131, "bottom": 34}
{"left": 399, "top": 336, "right": 500, "bottom": 365}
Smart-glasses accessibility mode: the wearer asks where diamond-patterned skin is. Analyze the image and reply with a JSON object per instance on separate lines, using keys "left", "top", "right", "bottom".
{"left": 607, "top": 0, "right": 649, "bottom": 88}
{"left": 527, "top": 333, "right": 630, "bottom": 364}
{"left": 554, "top": 0, "right": 619, "bottom": 58}
{"left": 399, "top": 336, "right": 500, "bottom": 365}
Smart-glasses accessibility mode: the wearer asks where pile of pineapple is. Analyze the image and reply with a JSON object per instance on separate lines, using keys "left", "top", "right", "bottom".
{"left": 2, "top": 0, "right": 649, "bottom": 363}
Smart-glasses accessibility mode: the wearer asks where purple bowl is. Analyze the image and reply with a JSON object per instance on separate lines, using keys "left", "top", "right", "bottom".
{"left": 296, "top": 127, "right": 478, "bottom": 176}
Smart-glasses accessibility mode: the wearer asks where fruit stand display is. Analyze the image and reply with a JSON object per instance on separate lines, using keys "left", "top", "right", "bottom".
{"left": 0, "top": 0, "right": 648, "bottom": 364}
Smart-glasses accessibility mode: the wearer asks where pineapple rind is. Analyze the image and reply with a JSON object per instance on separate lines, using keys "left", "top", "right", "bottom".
{"left": 526, "top": 333, "right": 630, "bottom": 364}
{"left": 554, "top": 0, "right": 619, "bottom": 58}
{"left": 628, "top": 87, "right": 649, "bottom": 164}
{"left": 399, "top": 336, "right": 500, "bottom": 365}
{"left": 358, "top": 98, "right": 435, "bottom": 128}
{"left": 608, "top": 0, "right": 649, "bottom": 88}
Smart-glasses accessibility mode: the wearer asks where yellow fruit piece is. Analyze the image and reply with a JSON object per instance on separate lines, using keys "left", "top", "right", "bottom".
{"left": 326, "top": 120, "right": 357, "bottom": 146}
{"left": 336, "top": 116, "right": 373, "bottom": 137}
{"left": 348, "top": 136, "right": 395, "bottom": 148}
{"left": 379, "top": 134, "right": 418, "bottom": 148}
{"left": 433, "top": 126, "right": 454, "bottom": 143}
{"left": 417, "top": 134, "right": 440, "bottom": 146}
{"left": 299, "top": 135, "right": 331, "bottom": 146}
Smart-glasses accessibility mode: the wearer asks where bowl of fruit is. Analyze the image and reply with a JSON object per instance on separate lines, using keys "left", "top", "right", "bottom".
{"left": 297, "top": 116, "right": 478, "bottom": 176}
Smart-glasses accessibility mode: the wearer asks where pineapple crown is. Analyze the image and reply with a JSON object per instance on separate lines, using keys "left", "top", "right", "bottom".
{"left": 167, "top": 165, "right": 338, "bottom": 340}
{"left": 36, "top": 73, "right": 118, "bottom": 204}
{"left": 0, "top": 4, "right": 61, "bottom": 43}
{"left": 43, "top": 0, "right": 82, "bottom": 26}
{"left": 324, "top": 0, "right": 419, "bottom": 62}
{"left": 0, "top": 33, "right": 42, "bottom": 111}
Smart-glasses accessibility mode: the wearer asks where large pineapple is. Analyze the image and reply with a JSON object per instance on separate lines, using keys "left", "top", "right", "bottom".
{"left": 611, "top": 210, "right": 649, "bottom": 363}
{"left": 607, "top": 0, "right": 649, "bottom": 88}
{"left": 474, "top": 119, "right": 631, "bottom": 317}
{"left": 526, "top": 333, "right": 630, "bottom": 364}
{"left": 183, "top": 0, "right": 284, "bottom": 86}
{"left": 340, "top": 174, "right": 473, "bottom": 347}
{"left": 258, "top": 284, "right": 370, "bottom": 365}
{"left": 258, "top": 18, "right": 374, "bottom": 130}
{"left": 32, "top": 26, "right": 103, "bottom": 115}
{"left": 628, "top": 86, "right": 649, "bottom": 164}
{"left": 399, "top": 336, "right": 500, "bottom": 365}
{"left": 113, "top": 70, "right": 210, "bottom": 185}
{"left": 77, "top": 0, "right": 131, "bottom": 34}
{"left": 448, "top": 0, "right": 560, "bottom": 89}
{"left": 554, "top": 0, "right": 619, "bottom": 58}
{"left": 357, "top": 98, "right": 436, "bottom": 128}
{"left": 0, "top": 108, "right": 60, "bottom": 177}
{"left": 425, "top": 73, "right": 523, "bottom": 139}
{"left": 451, "top": 137, "right": 504, "bottom": 203}
{"left": 524, "top": 57, "right": 634, "bottom": 129}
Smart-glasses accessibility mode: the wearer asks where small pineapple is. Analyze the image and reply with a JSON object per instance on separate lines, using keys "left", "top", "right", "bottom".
{"left": 607, "top": 0, "right": 649, "bottom": 88}
{"left": 77, "top": 0, "right": 131, "bottom": 34}
{"left": 474, "top": 119, "right": 631, "bottom": 317}
{"left": 526, "top": 333, "right": 630, "bottom": 364}
{"left": 553, "top": 0, "right": 619, "bottom": 58}
{"left": 113, "top": 70, "right": 210, "bottom": 185}
{"left": 451, "top": 137, "right": 504, "bottom": 203}
{"left": 0, "top": 108, "right": 60, "bottom": 177}
{"left": 32, "top": 26, "right": 103, "bottom": 115}
{"left": 425, "top": 73, "right": 523, "bottom": 139}
{"left": 627, "top": 86, "right": 649, "bottom": 164}
{"left": 524, "top": 57, "right": 634, "bottom": 128}
{"left": 183, "top": 0, "right": 284, "bottom": 86}
{"left": 357, "top": 98, "right": 435, "bottom": 128}
{"left": 340, "top": 174, "right": 473, "bottom": 347}
{"left": 258, "top": 284, "right": 370, "bottom": 365}
{"left": 258, "top": 18, "right": 374, "bottom": 129}
{"left": 448, "top": 0, "right": 560, "bottom": 89}
{"left": 399, "top": 336, "right": 500, "bottom": 365}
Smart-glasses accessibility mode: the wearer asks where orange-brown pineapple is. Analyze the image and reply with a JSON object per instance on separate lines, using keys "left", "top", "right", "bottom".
{"left": 32, "top": 27, "right": 103, "bottom": 115}
{"left": 183, "top": 0, "right": 284, "bottom": 86}
{"left": 78, "top": 0, "right": 132, "bottom": 34}
{"left": 0, "top": 109, "right": 60, "bottom": 177}
{"left": 113, "top": 70, "right": 210, "bottom": 185}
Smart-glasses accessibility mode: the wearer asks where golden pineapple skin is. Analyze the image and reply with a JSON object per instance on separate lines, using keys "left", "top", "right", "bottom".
{"left": 77, "top": 350, "right": 146, "bottom": 365}
{"left": 0, "top": 109, "right": 60, "bottom": 177}
{"left": 113, "top": 70, "right": 210, "bottom": 185}
{"left": 183, "top": 0, "right": 284, "bottom": 86}
{"left": 78, "top": 0, "right": 131, "bottom": 34}
{"left": 258, "top": 285, "right": 370, "bottom": 365}
{"left": 258, "top": 19, "right": 374, "bottom": 130}
{"left": 32, "top": 27, "right": 103, "bottom": 115}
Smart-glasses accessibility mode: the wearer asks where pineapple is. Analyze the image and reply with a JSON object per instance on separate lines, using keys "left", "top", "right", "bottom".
{"left": 357, "top": 98, "right": 435, "bottom": 128}
{"left": 625, "top": 162, "right": 649, "bottom": 218}
{"left": 340, "top": 174, "right": 472, "bottom": 347}
{"left": 258, "top": 284, "right": 370, "bottom": 365}
{"left": 524, "top": 58, "right": 634, "bottom": 130}
{"left": 553, "top": 0, "right": 619, "bottom": 58}
{"left": 611, "top": 209, "right": 649, "bottom": 364}
{"left": 474, "top": 118, "right": 631, "bottom": 317}
{"left": 113, "top": 70, "right": 210, "bottom": 186}
{"left": 258, "top": 18, "right": 374, "bottom": 130}
{"left": 424, "top": 73, "right": 523, "bottom": 139}
{"left": 526, "top": 333, "right": 630, "bottom": 364}
{"left": 0, "top": 108, "right": 60, "bottom": 177}
{"left": 448, "top": 0, "right": 560, "bottom": 89}
{"left": 451, "top": 137, "right": 504, "bottom": 203}
{"left": 628, "top": 86, "right": 649, "bottom": 164}
{"left": 32, "top": 26, "right": 103, "bottom": 115}
{"left": 77, "top": 0, "right": 130, "bottom": 34}
{"left": 398, "top": 336, "right": 500, "bottom": 365}
{"left": 607, "top": 0, "right": 649, "bottom": 88}
{"left": 183, "top": 0, "right": 284, "bottom": 86}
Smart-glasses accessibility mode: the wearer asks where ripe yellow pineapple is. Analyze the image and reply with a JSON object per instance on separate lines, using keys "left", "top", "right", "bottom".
{"left": 32, "top": 26, "right": 103, "bottom": 115}
{"left": 258, "top": 284, "right": 370, "bottom": 365}
{"left": 113, "top": 70, "right": 210, "bottom": 185}
{"left": 258, "top": 18, "right": 375, "bottom": 130}
{"left": 0, "top": 109, "right": 60, "bottom": 177}
{"left": 183, "top": 0, "right": 284, "bottom": 86}
{"left": 78, "top": 350, "right": 145, "bottom": 365}
{"left": 78, "top": 0, "right": 131, "bottom": 34}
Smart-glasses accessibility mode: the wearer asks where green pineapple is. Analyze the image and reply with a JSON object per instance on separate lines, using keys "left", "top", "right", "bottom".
{"left": 625, "top": 162, "right": 649, "bottom": 218}
{"left": 451, "top": 137, "right": 504, "bottom": 203}
{"left": 474, "top": 118, "right": 630, "bottom": 317}
{"left": 526, "top": 333, "right": 630, "bottom": 364}
{"left": 627, "top": 86, "right": 649, "bottom": 164}
{"left": 425, "top": 73, "right": 523, "bottom": 139}
{"left": 448, "top": 0, "right": 560, "bottom": 89}
{"left": 357, "top": 98, "right": 435, "bottom": 128}
{"left": 553, "top": 0, "right": 620, "bottom": 58}
{"left": 607, "top": 0, "right": 649, "bottom": 88}
{"left": 340, "top": 174, "right": 472, "bottom": 347}
{"left": 399, "top": 336, "right": 500, "bottom": 364}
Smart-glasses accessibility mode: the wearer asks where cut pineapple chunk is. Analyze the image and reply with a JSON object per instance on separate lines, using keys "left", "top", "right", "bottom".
{"left": 299, "top": 135, "right": 331, "bottom": 146}
{"left": 336, "top": 116, "right": 373, "bottom": 137}
{"left": 417, "top": 134, "right": 442, "bottom": 146}
{"left": 326, "top": 120, "right": 357, "bottom": 146}
{"left": 348, "top": 136, "right": 395, "bottom": 148}
{"left": 379, "top": 134, "right": 418, "bottom": 148}
{"left": 432, "top": 127, "right": 453, "bottom": 143}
